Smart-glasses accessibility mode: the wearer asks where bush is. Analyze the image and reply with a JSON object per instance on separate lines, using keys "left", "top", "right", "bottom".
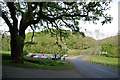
{"left": 101, "top": 42, "right": 114, "bottom": 52}
{"left": 2, "top": 54, "right": 11, "bottom": 60}
{"left": 23, "top": 51, "right": 28, "bottom": 55}
{"left": 101, "top": 42, "right": 118, "bottom": 57}
{"left": 107, "top": 48, "right": 118, "bottom": 57}
{"left": 24, "top": 56, "right": 65, "bottom": 66}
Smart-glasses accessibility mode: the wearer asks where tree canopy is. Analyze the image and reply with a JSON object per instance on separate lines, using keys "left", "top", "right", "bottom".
{"left": 0, "top": 1, "right": 113, "bottom": 63}
{"left": 2, "top": 1, "right": 112, "bottom": 34}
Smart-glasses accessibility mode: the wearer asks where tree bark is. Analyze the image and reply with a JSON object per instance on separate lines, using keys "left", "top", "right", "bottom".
{"left": 10, "top": 28, "right": 25, "bottom": 63}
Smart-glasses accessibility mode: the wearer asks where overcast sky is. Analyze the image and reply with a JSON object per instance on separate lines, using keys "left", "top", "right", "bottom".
{"left": 80, "top": 0, "right": 119, "bottom": 40}
{"left": 0, "top": 0, "right": 119, "bottom": 40}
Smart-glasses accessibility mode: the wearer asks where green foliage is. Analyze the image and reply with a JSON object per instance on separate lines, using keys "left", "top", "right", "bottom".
{"left": 101, "top": 42, "right": 118, "bottom": 57}
{"left": 101, "top": 42, "right": 114, "bottom": 52}
{"left": 24, "top": 41, "right": 37, "bottom": 47}
{"left": 97, "top": 35, "right": 118, "bottom": 46}
{"left": 2, "top": 36, "right": 11, "bottom": 51}
{"left": 23, "top": 51, "right": 28, "bottom": 55}
{"left": 82, "top": 43, "right": 90, "bottom": 49}
{"left": 24, "top": 56, "right": 65, "bottom": 66}
{"left": 2, "top": 29, "right": 96, "bottom": 55}
{"left": 107, "top": 48, "right": 118, "bottom": 57}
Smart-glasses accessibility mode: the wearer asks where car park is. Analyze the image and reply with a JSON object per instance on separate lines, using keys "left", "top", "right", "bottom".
{"left": 64, "top": 54, "right": 68, "bottom": 57}
{"left": 26, "top": 53, "right": 36, "bottom": 58}
{"left": 39, "top": 54, "right": 45, "bottom": 56}
{"left": 45, "top": 55, "right": 52, "bottom": 59}
{"left": 59, "top": 54, "right": 63, "bottom": 57}
{"left": 26, "top": 53, "right": 33, "bottom": 57}
{"left": 33, "top": 54, "right": 42, "bottom": 58}
{"left": 52, "top": 55, "right": 60, "bottom": 60}
{"left": 41, "top": 55, "right": 48, "bottom": 59}
{"left": 26, "top": 53, "right": 55, "bottom": 60}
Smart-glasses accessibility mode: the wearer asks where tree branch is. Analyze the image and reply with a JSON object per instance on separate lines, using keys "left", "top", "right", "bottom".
{"left": 2, "top": 12, "right": 13, "bottom": 28}
{"left": 7, "top": 2, "right": 18, "bottom": 27}
{"left": 46, "top": 21, "right": 56, "bottom": 35}
{"left": 61, "top": 19, "right": 71, "bottom": 28}
{"left": 26, "top": 2, "right": 43, "bottom": 27}
{"left": 30, "top": 25, "right": 34, "bottom": 42}
{"left": 63, "top": 2, "right": 76, "bottom": 5}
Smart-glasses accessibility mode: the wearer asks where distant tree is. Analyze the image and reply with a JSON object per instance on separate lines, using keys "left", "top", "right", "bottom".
{"left": 101, "top": 42, "right": 118, "bottom": 57}
{"left": 1, "top": 1, "right": 112, "bottom": 63}
{"left": 101, "top": 42, "right": 114, "bottom": 52}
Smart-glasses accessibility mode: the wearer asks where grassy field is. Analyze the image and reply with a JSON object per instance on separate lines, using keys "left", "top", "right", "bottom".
{"left": 83, "top": 55, "right": 119, "bottom": 70}
{"left": 1, "top": 51, "right": 73, "bottom": 71}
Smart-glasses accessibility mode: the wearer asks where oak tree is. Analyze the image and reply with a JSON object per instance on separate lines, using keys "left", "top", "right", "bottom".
{"left": 1, "top": 1, "right": 112, "bottom": 63}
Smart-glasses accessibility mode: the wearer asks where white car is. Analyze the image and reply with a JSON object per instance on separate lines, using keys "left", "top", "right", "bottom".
{"left": 64, "top": 54, "right": 68, "bottom": 57}
{"left": 33, "top": 54, "right": 42, "bottom": 58}
{"left": 41, "top": 55, "right": 48, "bottom": 59}
{"left": 45, "top": 55, "right": 52, "bottom": 59}
{"left": 41, "top": 55, "right": 52, "bottom": 59}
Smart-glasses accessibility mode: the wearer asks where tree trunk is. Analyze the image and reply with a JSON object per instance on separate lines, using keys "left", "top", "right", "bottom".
{"left": 10, "top": 29, "right": 25, "bottom": 63}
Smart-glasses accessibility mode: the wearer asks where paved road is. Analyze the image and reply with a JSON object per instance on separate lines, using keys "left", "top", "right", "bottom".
{"left": 2, "top": 65, "right": 80, "bottom": 78}
{"left": 2, "top": 53, "right": 119, "bottom": 78}
{"left": 69, "top": 52, "right": 119, "bottom": 78}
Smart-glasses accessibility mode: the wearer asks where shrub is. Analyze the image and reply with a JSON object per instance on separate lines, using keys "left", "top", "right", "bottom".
{"left": 24, "top": 56, "right": 65, "bottom": 66}
{"left": 101, "top": 42, "right": 118, "bottom": 57}
{"left": 2, "top": 54, "right": 11, "bottom": 60}
{"left": 101, "top": 42, "right": 114, "bottom": 52}
{"left": 23, "top": 51, "right": 28, "bottom": 55}
{"left": 107, "top": 48, "right": 118, "bottom": 57}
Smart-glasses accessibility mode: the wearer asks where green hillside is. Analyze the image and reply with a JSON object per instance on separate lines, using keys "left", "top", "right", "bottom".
{"left": 2, "top": 29, "right": 96, "bottom": 55}
{"left": 96, "top": 35, "right": 118, "bottom": 46}
{"left": 93, "top": 35, "right": 119, "bottom": 58}
{"left": 24, "top": 29, "right": 96, "bottom": 54}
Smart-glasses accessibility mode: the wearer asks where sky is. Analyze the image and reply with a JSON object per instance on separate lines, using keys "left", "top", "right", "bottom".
{"left": 0, "top": 0, "right": 119, "bottom": 40}
{"left": 79, "top": 0, "right": 119, "bottom": 40}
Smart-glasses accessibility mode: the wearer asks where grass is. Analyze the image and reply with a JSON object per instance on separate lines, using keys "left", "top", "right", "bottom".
{"left": 1, "top": 51, "right": 73, "bottom": 71}
{"left": 81, "top": 47, "right": 95, "bottom": 55}
{"left": 83, "top": 55, "right": 120, "bottom": 70}
{"left": 1, "top": 51, "right": 10, "bottom": 54}
{"left": 67, "top": 49, "right": 81, "bottom": 56}
{"left": 67, "top": 47, "right": 96, "bottom": 57}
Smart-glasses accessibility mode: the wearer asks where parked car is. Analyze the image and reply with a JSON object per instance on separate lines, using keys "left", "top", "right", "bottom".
{"left": 45, "top": 55, "right": 52, "bottom": 59}
{"left": 39, "top": 54, "right": 45, "bottom": 56}
{"left": 33, "top": 54, "right": 42, "bottom": 58}
{"left": 52, "top": 55, "right": 60, "bottom": 60}
{"left": 26, "top": 53, "right": 36, "bottom": 58}
{"left": 26, "top": 53, "right": 33, "bottom": 57}
{"left": 59, "top": 54, "right": 63, "bottom": 57}
{"left": 64, "top": 54, "right": 68, "bottom": 57}
{"left": 41, "top": 55, "right": 48, "bottom": 59}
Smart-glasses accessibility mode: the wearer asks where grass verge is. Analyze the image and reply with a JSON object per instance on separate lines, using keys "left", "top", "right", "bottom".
{"left": 83, "top": 55, "right": 120, "bottom": 70}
